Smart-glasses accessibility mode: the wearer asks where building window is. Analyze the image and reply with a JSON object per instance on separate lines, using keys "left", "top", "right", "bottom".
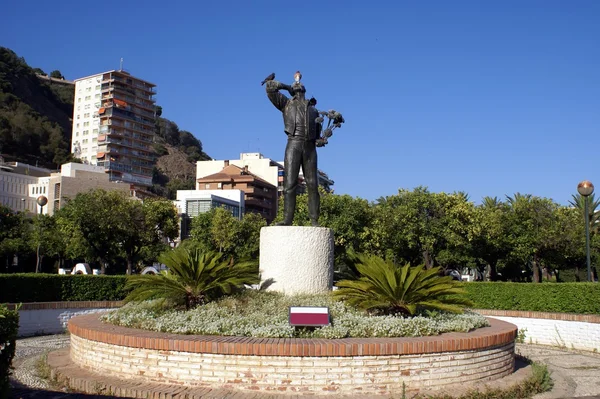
{"left": 186, "top": 199, "right": 212, "bottom": 217}
{"left": 217, "top": 183, "right": 222, "bottom": 189}
{"left": 83, "top": 122, "right": 90, "bottom": 127}
{"left": 92, "top": 137, "right": 97, "bottom": 143}
{"left": 84, "top": 113, "right": 90, "bottom": 118}
{"left": 78, "top": 98, "right": 81, "bottom": 103}
{"left": 205, "top": 184, "right": 210, "bottom": 189}
{"left": 85, "top": 96, "right": 91, "bottom": 101}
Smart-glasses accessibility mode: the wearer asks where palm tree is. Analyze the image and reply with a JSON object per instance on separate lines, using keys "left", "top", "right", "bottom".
{"left": 125, "top": 247, "right": 259, "bottom": 309}
{"left": 481, "top": 196, "right": 502, "bottom": 209}
{"left": 569, "top": 193, "right": 600, "bottom": 234}
{"left": 332, "top": 253, "right": 473, "bottom": 316}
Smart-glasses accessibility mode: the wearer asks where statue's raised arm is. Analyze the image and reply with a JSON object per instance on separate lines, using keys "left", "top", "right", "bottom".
{"left": 265, "top": 79, "right": 294, "bottom": 112}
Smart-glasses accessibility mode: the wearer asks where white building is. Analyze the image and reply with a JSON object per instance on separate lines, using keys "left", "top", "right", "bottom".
{"left": 174, "top": 189, "right": 245, "bottom": 241}
{"left": 196, "top": 153, "right": 284, "bottom": 195}
{"left": 71, "top": 70, "right": 156, "bottom": 187}
{"left": 0, "top": 160, "right": 132, "bottom": 216}
{"left": 0, "top": 159, "right": 52, "bottom": 214}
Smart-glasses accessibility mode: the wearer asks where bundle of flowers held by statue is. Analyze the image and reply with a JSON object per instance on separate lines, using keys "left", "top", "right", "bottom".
{"left": 315, "top": 110, "right": 345, "bottom": 147}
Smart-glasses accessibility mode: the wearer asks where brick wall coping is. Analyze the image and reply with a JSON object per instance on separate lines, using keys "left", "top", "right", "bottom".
{"left": 68, "top": 314, "right": 516, "bottom": 357}
{"left": 474, "top": 309, "right": 600, "bottom": 324}
{"left": 6, "top": 301, "right": 123, "bottom": 310}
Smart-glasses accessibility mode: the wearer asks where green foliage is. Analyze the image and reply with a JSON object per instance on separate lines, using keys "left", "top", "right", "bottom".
{"left": 125, "top": 247, "right": 259, "bottom": 309}
{"left": 188, "top": 208, "right": 266, "bottom": 260}
{"left": 0, "top": 47, "right": 74, "bottom": 168}
{"left": 333, "top": 253, "right": 473, "bottom": 315}
{"left": 0, "top": 274, "right": 128, "bottom": 302}
{"left": 0, "top": 304, "right": 19, "bottom": 399}
{"left": 154, "top": 117, "right": 209, "bottom": 161}
{"left": 49, "top": 70, "right": 64, "bottom": 79}
{"left": 0, "top": 205, "right": 31, "bottom": 269}
{"left": 152, "top": 143, "right": 169, "bottom": 156}
{"left": 462, "top": 282, "right": 600, "bottom": 313}
{"left": 57, "top": 189, "right": 178, "bottom": 273}
{"left": 368, "top": 187, "right": 474, "bottom": 269}
{"left": 104, "top": 291, "right": 489, "bottom": 338}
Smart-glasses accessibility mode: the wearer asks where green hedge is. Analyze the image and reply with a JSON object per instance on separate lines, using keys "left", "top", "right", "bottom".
{"left": 0, "top": 274, "right": 129, "bottom": 303}
{"left": 0, "top": 304, "right": 19, "bottom": 399}
{"left": 461, "top": 282, "right": 600, "bottom": 314}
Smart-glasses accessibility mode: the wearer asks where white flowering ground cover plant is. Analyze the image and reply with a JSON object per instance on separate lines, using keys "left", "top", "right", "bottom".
{"left": 102, "top": 291, "right": 489, "bottom": 339}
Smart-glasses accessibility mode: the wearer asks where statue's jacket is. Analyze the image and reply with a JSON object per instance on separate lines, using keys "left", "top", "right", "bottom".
{"left": 267, "top": 84, "right": 321, "bottom": 141}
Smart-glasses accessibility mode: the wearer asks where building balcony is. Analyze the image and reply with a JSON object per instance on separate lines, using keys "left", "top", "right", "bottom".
{"left": 97, "top": 160, "right": 153, "bottom": 177}
{"left": 97, "top": 145, "right": 155, "bottom": 162}
{"left": 244, "top": 198, "right": 273, "bottom": 210}
{"left": 243, "top": 186, "right": 273, "bottom": 199}
{"left": 97, "top": 134, "right": 151, "bottom": 151}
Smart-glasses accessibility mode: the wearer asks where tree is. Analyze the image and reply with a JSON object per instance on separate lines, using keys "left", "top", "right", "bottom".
{"left": 49, "top": 70, "right": 64, "bottom": 79}
{"left": 60, "top": 190, "right": 133, "bottom": 273}
{"left": 469, "top": 198, "right": 512, "bottom": 280}
{"left": 30, "top": 214, "right": 63, "bottom": 273}
{"left": 119, "top": 198, "right": 179, "bottom": 274}
{"left": 505, "top": 193, "right": 561, "bottom": 283}
{"left": 210, "top": 207, "right": 238, "bottom": 253}
{"left": 569, "top": 193, "right": 600, "bottom": 234}
{"left": 0, "top": 205, "right": 30, "bottom": 271}
{"left": 368, "top": 187, "right": 474, "bottom": 269}
{"left": 125, "top": 247, "right": 259, "bottom": 309}
{"left": 333, "top": 253, "right": 473, "bottom": 316}
{"left": 234, "top": 212, "right": 267, "bottom": 260}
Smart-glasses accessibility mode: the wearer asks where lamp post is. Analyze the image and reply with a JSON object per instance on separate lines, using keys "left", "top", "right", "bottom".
{"left": 35, "top": 195, "right": 48, "bottom": 273}
{"left": 577, "top": 181, "right": 594, "bottom": 282}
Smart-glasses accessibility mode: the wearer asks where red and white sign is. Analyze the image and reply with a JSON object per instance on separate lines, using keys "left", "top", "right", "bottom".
{"left": 289, "top": 306, "right": 330, "bottom": 327}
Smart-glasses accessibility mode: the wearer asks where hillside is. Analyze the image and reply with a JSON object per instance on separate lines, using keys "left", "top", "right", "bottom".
{"left": 0, "top": 47, "right": 73, "bottom": 167}
{"left": 0, "top": 47, "right": 209, "bottom": 198}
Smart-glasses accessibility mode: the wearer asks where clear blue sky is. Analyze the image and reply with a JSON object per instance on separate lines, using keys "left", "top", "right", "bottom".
{"left": 3, "top": 0, "right": 599, "bottom": 204}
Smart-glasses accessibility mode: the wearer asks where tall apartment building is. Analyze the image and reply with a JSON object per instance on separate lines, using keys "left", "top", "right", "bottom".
{"left": 71, "top": 70, "right": 156, "bottom": 187}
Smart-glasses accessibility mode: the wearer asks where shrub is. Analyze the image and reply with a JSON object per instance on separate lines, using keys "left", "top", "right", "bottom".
{"left": 125, "top": 248, "right": 259, "bottom": 309}
{"left": 0, "top": 304, "right": 19, "bottom": 399}
{"left": 0, "top": 274, "right": 128, "bottom": 303}
{"left": 333, "top": 253, "right": 473, "bottom": 315}
{"left": 103, "top": 291, "right": 489, "bottom": 338}
{"left": 462, "top": 282, "right": 600, "bottom": 314}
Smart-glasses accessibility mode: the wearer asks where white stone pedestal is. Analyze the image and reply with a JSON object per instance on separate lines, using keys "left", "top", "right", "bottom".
{"left": 259, "top": 226, "right": 334, "bottom": 295}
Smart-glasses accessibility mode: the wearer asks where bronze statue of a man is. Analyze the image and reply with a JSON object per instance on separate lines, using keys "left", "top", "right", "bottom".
{"left": 265, "top": 72, "right": 322, "bottom": 226}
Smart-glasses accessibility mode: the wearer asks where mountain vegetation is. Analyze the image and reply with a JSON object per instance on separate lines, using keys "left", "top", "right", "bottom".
{"left": 0, "top": 47, "right": 74, "bottom": 167}
{"left": 0, "top": 47, "right": 209, "bottom": 198}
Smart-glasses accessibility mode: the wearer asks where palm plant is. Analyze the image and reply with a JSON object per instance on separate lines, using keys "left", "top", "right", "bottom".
{"left": 569, "top": 193, "right": 600, "bottom": 234}
{"left": 125, "top": 247, "right": 259, "bottom": 309}
{"left": 333, "top": 253, "right": 473, "bottom": 316}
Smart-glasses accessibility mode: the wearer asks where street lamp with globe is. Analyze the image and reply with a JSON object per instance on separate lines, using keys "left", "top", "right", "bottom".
{"left": 35, "top": 195, "right": 48, "bottom": 273}
{"left": 577, "top": 181, "right": 594, "bottom": 282}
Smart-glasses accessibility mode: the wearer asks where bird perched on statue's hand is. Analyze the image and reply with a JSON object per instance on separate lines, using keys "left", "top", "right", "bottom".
{"left": 261, "top": 73, "right": 275, "bottom": 85}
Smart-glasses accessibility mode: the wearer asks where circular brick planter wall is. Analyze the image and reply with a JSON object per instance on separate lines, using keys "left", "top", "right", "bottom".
{"left": 68, "top": 314, "right": 517, "bottom": 395}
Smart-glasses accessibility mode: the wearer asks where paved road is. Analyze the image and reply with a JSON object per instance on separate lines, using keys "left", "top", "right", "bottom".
{"left": 9, "top": 335, "right": 600, "bottom": 399}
